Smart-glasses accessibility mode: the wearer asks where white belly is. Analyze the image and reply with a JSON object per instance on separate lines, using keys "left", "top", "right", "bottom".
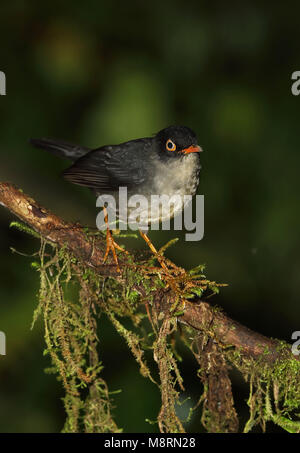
{"left": 129, "top": 154, "right": 200, "bottom": 226}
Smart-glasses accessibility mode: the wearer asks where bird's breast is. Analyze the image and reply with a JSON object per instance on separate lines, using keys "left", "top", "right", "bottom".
{"left": 131, "top": 153, "right": 201, "bottom": 225}
{"left": 151, "top": 153, "right": 200, "bottom": 198}
{"left": 99, "top": 153, "right": 201, "bottom": 228}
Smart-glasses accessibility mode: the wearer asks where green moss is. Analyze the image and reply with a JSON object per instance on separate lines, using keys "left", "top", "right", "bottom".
{"left": 20, "top": 229, "right": 300, "bottom": 433}
{"left": 224, "top": 348, "right": 300, "bottom": 433}
{"left": 10, "top": 221, "right": 42, "bottom": 240}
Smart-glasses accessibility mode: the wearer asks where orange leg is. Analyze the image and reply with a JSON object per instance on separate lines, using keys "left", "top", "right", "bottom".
{"left": 139, "top": 230, "right": 184, "bottom": 304}
{"left": 103, "top": 207, "right": 127, "bottom": 272}
{"left": 139, "top": 230, "right": 169, "bottom": 272}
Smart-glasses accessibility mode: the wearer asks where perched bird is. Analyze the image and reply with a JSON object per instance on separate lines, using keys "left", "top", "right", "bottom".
{"left": 30, "top": 126, "right": 202, "bottom": 271}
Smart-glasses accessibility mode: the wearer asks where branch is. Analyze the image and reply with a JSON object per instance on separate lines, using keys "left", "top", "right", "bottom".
{"left": 0, "top": 182, "right": 297, "bottom": 365}
{"left": 0, "top": 182, "right": 121, "bottom": 276}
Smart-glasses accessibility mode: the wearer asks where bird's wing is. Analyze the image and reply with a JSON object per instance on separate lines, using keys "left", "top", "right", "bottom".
{"left": 63, "top": 139, "right": 152, "bottom": 191}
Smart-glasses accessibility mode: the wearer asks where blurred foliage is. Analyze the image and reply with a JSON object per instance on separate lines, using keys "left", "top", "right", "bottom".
{"left": 0, "top": 0, "right": 300, "bottom": 432}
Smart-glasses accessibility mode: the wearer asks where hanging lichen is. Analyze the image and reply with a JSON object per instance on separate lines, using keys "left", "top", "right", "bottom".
{"left": 32, "top": 239, "right": 120, "bottom": 433}
{"left": 9, "top": 220, "right": 300, "bottom": 433}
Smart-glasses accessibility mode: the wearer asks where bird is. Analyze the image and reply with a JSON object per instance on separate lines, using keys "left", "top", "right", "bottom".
{"left": 30, "top": 126, "right": 202, "bottom": 272}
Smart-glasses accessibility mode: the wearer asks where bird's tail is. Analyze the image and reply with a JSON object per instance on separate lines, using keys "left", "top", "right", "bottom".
{"left": 30, "top": 138, "right": 90, "bottom": 162}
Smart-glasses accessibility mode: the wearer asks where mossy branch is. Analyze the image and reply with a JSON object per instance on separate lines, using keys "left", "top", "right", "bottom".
{"left": 0, "top": 181, "right": 299, "bottom": 433}
{"left": 0, "top": 182, "right": 296, "bottom": 364}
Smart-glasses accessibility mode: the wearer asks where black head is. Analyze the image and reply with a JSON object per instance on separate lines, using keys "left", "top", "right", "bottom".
{"left": 155, "top": 125, "right": 202, "bottom": 159}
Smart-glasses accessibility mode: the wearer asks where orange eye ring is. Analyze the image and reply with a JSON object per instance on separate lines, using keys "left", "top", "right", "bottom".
{"left": 166, "top": 139, "right": 176, "bottom": 151}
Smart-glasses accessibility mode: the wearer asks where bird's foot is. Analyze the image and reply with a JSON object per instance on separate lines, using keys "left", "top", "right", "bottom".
{"left": 103, "top": 229, "right": 128, "bottom": 272}
{"left": 139, "top": 230, "right": 171, "bottom": 274}
{"left": 139, "top": 231, "right": 185, "bottom": 278}
{"left": 157, "top": 253, "right": 185, "bottom": 277}
{"left": 138, "top": 231, "right": 188, "bottom": 304}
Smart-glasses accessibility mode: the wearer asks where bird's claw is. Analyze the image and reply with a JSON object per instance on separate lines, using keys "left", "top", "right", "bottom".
{"left": 103, "top": 229, "right": 128, "bottom": 272}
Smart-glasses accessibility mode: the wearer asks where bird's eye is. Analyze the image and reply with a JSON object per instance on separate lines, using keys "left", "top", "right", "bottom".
{"left": 166, "top": 139, "right": 176, "bottom": 151}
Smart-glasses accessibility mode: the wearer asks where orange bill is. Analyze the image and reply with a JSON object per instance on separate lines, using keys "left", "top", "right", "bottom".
{"left": 181, "top": 145, "right": 202, "bottom": 154}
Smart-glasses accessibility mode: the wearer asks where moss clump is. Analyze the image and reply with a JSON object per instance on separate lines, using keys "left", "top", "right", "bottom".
{"left": 32, "top": 240, "right": 119, "bottom": 432}
{"left": 224, "top": 347, "right": 300, "bottom": 433}
{"left": 11, "top": 222, "right": 298, "bottom": 433}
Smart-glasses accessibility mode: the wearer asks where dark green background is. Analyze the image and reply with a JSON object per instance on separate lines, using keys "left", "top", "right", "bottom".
{"left": 0, "top": 0, "right": 299, "bottom": 433}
